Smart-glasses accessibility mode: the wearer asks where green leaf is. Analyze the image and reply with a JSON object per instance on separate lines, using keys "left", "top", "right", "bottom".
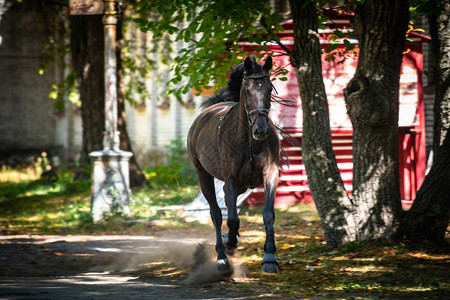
{"left": 325, "top": 41, "right": 340, "bottom": 53}
{"left": 343, "top": 39, "right": 355, "bottom": 50}
{"left": 317, "top": 15, "right": 328, "bottom": 30}
{"left": 334, "top": 30, "right": 346, "bottom": 38}
{"left": 247, "top": 25, "right": 257, "bottom": 33}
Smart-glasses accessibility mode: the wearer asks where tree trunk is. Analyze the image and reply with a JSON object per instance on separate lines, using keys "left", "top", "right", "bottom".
{"left": 116, "top": 14, "right": 148, "bottom": 188}
{"left": 70, "top": 13, "right": 147, "bottom": 187}
{"left": 398, "top": 132, "right": 450, "bottom": 241}
{"left": 69, "top": 15, "right": 105, "bottom": 164}
{"left": 429, "top": 0, "right": 450, "bottom": 156}
{"left": 343, "top": 0, "right": 409, "bottom": 240}
{"left": 288, "top": 0, "right": 357, "bottom": 246}
{"left": 289, "top": 0, "right": 410, "bottom": 245}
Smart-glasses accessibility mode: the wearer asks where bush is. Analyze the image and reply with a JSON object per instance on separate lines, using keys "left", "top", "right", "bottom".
{"left": 53, "top": 167, "right": 91, "bottom": 194}
{"left": 144, "top": 138, "right": 198, "bottom": 188}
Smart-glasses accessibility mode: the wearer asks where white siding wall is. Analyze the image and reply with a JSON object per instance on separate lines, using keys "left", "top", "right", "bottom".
{"left": 123, "top": 19, "right": 205, "bottom": 165}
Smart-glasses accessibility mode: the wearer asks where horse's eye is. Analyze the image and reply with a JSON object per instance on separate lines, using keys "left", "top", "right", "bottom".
{"left": 245, "top": 89, "right": 250, "bottom": 95}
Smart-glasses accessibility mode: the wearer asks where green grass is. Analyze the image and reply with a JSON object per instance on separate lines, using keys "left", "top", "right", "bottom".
{"left": 0, "top": 169, "right": 89, "bottom": 234}
{"left": 0, "top": 161, "right": 202, "bottom": 234}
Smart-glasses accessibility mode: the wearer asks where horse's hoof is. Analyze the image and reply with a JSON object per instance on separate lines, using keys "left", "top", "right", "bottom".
{"left": 225, "top": 248, "right": 235, "bottom": 256}
{"left": 262, "top": 253, "right": 279, "bottom": 273}
{"left": 262, "top": 262, "right": 279, "bottom": 273}
{"left": 222, "top": 233, "right": 239, "bottom": 251}
{"left": 216, "top": 258, "right": 231, "bottom": 273}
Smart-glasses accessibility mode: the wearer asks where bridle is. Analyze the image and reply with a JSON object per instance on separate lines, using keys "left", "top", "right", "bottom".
{"left": 242, "top": 74, "right": 271, "bottom": 126}
{"left": 241, "top": 73, "right": 272, "bottom": 186}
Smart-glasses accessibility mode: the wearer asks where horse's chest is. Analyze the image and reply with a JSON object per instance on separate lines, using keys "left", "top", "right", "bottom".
{"left": 235, "top": 154, "right": 264, "bottom": 188}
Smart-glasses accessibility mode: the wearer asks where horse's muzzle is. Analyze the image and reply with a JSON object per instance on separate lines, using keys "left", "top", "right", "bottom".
{"left": 252, "top": 126, "right": 268, "bottom": 140}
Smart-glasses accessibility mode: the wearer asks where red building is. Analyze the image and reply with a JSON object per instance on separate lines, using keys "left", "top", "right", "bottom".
{"left": 243, "top": 16, "right": 429, "bottom": 209}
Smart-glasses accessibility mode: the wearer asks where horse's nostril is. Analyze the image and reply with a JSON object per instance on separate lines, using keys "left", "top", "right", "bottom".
{"left": 253, "top": 127, "right": 268, "bottom": 140}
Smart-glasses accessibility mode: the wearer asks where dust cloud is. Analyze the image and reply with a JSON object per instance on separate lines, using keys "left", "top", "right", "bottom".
{"left": 92, "top": 236, "right": 248, "bottom": 286}
{"left": 186, "top": 242, "right": 248, "bottom": 285}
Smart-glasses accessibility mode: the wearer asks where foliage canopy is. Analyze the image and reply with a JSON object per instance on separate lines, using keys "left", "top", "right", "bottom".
{"left": 134, "top": 0, "right": 285, "bottom": 96}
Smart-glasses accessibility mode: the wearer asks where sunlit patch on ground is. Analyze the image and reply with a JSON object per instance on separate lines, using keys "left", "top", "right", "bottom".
{"left": 342, "top": 265, "right": 394, "bottom": 273}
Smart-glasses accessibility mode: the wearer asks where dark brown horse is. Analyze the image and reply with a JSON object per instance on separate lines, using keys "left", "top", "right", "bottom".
{"left": 187, "top": 56, "right": 280, "bottom": 273}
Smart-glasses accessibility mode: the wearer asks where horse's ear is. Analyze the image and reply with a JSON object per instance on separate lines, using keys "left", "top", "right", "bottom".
{"left": 244, "top": 57, "right": 253, "bottom": 73}
{"left": 263, "top": 56, "right": 273, "bottom": 72}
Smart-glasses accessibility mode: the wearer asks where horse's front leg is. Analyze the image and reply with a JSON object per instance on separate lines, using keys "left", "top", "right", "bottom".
{"left": 197, "top": 172, "right": 230, "bottom": 272}
{"left": 262, "top": 165, "right": 279, "bottom": 273}
{"left": 223, "top": 179, "right": 240, "bottom": 252}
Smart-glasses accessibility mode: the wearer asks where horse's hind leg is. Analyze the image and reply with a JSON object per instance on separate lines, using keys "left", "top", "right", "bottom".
{"left": 262, "top": 167, "right": 279, "bottom": 273}
{"left": 223, "top": 179, "right": 240, "bottom": 252}
{"left": 197, "top": 172, "right": 230, "bottom": 272}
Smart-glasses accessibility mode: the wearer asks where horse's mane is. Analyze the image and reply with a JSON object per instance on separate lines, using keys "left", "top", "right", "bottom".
{"left": 202, "top": 57, "right": 270, "bottom": 108}
{"left": 202, "top": 62, "right": 245, "bottom": 107}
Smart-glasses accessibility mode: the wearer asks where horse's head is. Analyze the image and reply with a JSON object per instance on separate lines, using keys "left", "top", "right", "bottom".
{"left": 241, "top": 56, "right": 273, "bottom": 141}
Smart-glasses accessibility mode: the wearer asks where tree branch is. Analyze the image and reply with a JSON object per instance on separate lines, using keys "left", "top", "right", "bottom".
{"left": 272, "top": 39, "right": 291, "bottom": 55}
{"left": 260, "top": 16, "right": 291, "bottom": 55}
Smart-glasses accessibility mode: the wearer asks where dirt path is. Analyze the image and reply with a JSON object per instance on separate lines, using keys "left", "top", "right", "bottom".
{"left": 0, "top": 235, "right": 259, "bottom": 299}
